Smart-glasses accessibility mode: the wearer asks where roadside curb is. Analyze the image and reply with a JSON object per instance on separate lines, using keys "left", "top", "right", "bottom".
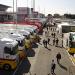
{"left": 65, "top": 48, "right": 75, "bottom": 66}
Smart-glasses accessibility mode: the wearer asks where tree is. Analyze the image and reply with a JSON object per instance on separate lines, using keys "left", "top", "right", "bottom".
{"left": 64, "top": 14, "right": 75, "bottom": 19}
{"left": 53, "top": 13, "right": 61, "bottom": 18}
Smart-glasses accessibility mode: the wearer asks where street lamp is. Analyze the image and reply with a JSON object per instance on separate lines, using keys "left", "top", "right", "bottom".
{"left": 13, "top": 0, "right": 14, "bottom": 22}
{"left": 16, "top": 0, "right": 17, "bottom": 29}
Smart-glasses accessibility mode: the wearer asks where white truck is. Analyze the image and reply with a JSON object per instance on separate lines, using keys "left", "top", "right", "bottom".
{"left": 0, "top": 37, "right": 19, "bottom": 70}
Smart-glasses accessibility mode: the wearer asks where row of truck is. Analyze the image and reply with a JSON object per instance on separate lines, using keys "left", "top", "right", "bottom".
{"left": 0, "top": 19, "right": 44, "bottom": 70}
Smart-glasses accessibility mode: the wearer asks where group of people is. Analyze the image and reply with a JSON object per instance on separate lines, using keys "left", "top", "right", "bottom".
{"left": 43, "top": 38, "right": 50, "bottom": 48}
{"left": 44, "top": 22, "right": 61, "bottom": 75}
{"left": 53, "top": 38, "right": 59, "bottom": 47}
{"left": 43, "top": 29, "right": 59, "bottom": 48}
{"left": 43, "top": 37, "right": 59, "bottom": 48}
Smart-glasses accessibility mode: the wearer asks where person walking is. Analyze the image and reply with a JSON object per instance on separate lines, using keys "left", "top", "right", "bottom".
{"left": 51, "top": 60, "right": 56, "bottom": 75}
{"left": 48, "top": 38, "right": 50, "bottom": 44}
{"left": 53, "top": 38, "right": 55, "bottom": 45}
{"left": 47, "top": 27, "right": 48, "bottom": 31}
{"left": 45, "top": 31, "right": 47, "bottom": 37}
{"left": 53, "top": 33, "right": 56, "bottom": 38}
{"left": 56, "top": 52, "right": 61, "bottom": 63}
{"left": 56, "top": 38, "right": 59, "bottom": 47}
{"left": 43, "top": 39, "right": 46, "bottom": 47}
{"left": 51, "top": 28, "right": 52, "bottom": 31}
{"left": 45, "top": 40, "right": 48, "bottom": 48}
{"left": 51, "top": 33, "right": 54, "bottom": 37}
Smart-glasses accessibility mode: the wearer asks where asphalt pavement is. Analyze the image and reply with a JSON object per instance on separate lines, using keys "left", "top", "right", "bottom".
{"left": 24, "top": 26, "right": 75, "bottom": 75}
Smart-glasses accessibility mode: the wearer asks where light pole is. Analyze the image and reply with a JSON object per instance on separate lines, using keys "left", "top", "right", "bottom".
{"left": 27, "top": 0, "right": 28, "bottom": 8}
{"left": 33, "top": 0, "right": 35, "bottom": 11}
{"left": 16, "top": 0, "right": 17, "bottom": 29}
{"left": 13, "top": 0, "right": 14, "bottom": 22}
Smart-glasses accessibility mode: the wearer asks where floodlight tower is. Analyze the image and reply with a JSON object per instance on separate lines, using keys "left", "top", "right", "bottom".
{"left": 16, "top": 0, "right": 17, "bottom": 28}
{"left": 33, "top": 0, "right": 35, "bottom": 11}
{"left": 31, "top": 0, "right": 35, "bottom": 11}
{"left": 13, "top": 0, "right": 14, "bottom": 22}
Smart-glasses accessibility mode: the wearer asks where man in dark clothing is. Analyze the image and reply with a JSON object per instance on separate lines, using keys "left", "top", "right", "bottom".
{"left": 53, "top": 38, "right": 55, "bottom": 45}
{"left": 56, "top": 52, "right": 61, "bottom": 63}
{"left": 47, "top": 27, "right": 48, "bottom": 31}
{"left": 56, "top": 38, "right": 59, "bottom": 47}
{"left": 53, "top": 33, "right": 56, "bottom": 38}
{"left": 51, "top": 33, "right": 54, "bottom": 37}
{"left": 43, "top": 39, "right": 46, "bottom": 47}
{"left": 45, "top": 40, "right": 48, "bottom": 48}
{"left": 51, "top": 60, "right": 56, "bottom": 74}
{"left": 48, "top": 38, "right": 50, "bottom": 44}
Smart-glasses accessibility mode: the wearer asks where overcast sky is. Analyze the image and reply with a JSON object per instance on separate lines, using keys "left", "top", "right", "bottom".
{"left": 0, "top": 0, "right": 75, "bottom": 15}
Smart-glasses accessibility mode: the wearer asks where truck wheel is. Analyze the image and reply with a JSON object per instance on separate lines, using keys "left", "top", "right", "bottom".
{"left": 3, "top": 64, "right": 11, "bottom": 70}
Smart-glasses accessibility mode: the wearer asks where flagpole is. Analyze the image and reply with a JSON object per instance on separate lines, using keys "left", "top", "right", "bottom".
{"left": 16, "top": 0, "right": 17, "bottom": 29}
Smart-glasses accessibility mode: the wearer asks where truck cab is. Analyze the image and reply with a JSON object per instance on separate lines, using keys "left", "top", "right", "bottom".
{"left": 0, "top": 37, "right": 19, "bottom": 70}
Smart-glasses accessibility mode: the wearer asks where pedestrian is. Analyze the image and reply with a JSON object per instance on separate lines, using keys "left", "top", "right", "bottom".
{"left": 45, "top": 31, "right": 49, "bottom": 37}
{"left": 43, "top": 39, "right": 46, "bottom": 47}
{"left": 53, "top": 38, "right": 55, "bottom": 45}
{"left": 47, "top": 27, "right": 48, "bottom": 31}
{"left": 51, "top": 33, "right": 53, "bottom": 37}
{"left": 51, "top": 28, "right": 52, "bottom": 31}
{"left": 62, "top": 39, "right": 63, "bottom": 47}
{"left": 51, "top": 59, "right": 56, "bottom": 74}
{"left": 48, "top": 38, "right": 50, "bottom": 44}
{"left": 62, "top": 33, "right": 63, "bottom": 38}
{"left": 47, "top": 31, "right": 49, "bottom": 37}
{"left": 49, "top": 25, "right": 51, "bottom": 30}
{"left": 53, "top": 33, "right": 56, "bottom": 38}
{"left": 45, "top": 31, "right": 47, "bottom": 36}
{"left": 45, "top": 40, "right": 48, "bottom": 48}
{"left": 56, "top": 38, "right": 59, "bottom": 47}
{"left": 56, "top": 52, "right": 61, "bottom": 63}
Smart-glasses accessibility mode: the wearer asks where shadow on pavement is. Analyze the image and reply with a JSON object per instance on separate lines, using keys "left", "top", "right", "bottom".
{"left": 32, "top": 43, "right": 38, "bottom": 48}
{"left": 38, "top": 42, "right": 42, "bottom": 45}
{"left": 46, "top": 47, "right": 51, "bottom": 51}
{"left": 27, "top": 49, "right": 35, "bottom": 57}
{"left": 15, "top": 58, "right": 31, "bottom": 75}
{"left": 58, "top": 63, "right": 67, "bottom": 71}
{"left": 55, "top": 45, "right": 63, "bottom": 48}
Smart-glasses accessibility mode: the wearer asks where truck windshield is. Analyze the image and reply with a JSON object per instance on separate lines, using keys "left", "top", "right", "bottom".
{"left": 4, "top": 47, "right": 11, "bottom": 54}
{"left": 11, "top": 44, "right": 18, "bottom": 55}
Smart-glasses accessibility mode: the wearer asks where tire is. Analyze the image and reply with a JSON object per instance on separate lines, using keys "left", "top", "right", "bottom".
{"left": 3, "top": 64, "right": 11, "bottom": 70}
